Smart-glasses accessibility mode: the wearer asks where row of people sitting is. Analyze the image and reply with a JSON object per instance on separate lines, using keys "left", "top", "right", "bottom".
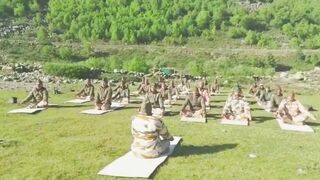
{"left": 20, "top": 78, "right": 130, "bottom": 110}
{"left": 250, "top": 82, "right": 316, "bottom": 125}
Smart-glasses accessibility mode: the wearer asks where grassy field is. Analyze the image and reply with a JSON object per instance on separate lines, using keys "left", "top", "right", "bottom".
{"left": 1, "top": 87, "right": 320, "bottom": 180}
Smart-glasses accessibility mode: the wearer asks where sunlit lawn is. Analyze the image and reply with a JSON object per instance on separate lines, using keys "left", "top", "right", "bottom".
{"left": 1, "top": 87, "right": 320, "bottom": 179}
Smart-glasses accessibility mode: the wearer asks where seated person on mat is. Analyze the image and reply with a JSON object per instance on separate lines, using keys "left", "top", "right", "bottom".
{"left": 267, "top": 86, "right": 284, "bottom": 112}
{"left": 145, "top": 83, "right": 165, "bottom": 115}
{"left": 95, "top": 78, "right": 113, "bottom": 110}
{"left": 222, "top": 87, "right": 252, "bottom": 124}
{"left": 248, "top": 82, "right": 258, "bottom": 95}
{"left": 167, "top": 80, "right": 179, "bottom": 101}
{"left": 258, "top": 86, "right": 273, "bottom": 105}
{"left": 76, "top": 79, "right": 94, "bottom": 100}
{"left": 254, "top": 84, "right": 265, "bottom": 98}
{"left": 180, "top": 87, "right": 206, "bottom": 118}
{"left": 21, "top": 79, "right": 48, "bottom": 108}
{"left": 138, "top": 78, "right": 151, "bottom": 95}
{"left": 210, "top": 78, "right": 220, "bottom": 95}
{"left": 277, "top": 92, "right": 315, "bottom": 125}
{"left": 112, "top": 77, "right": 130, "bottom": 102}
{"left": 177, "top": 79, "right": 189, "bottom": 96}
{"left": 198, "top": 80, "right": 210, "bottom": 107}
{"left": 131, "top": 100, "right": 173, "bottom": 158}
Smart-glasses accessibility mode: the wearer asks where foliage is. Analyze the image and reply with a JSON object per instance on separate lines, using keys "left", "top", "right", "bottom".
{"left": 58, "top": 46, "right": 72, "bottom": 60}
{"left": 123, "top": 57, "right": 150, "bottom": 73}
{"left": 0, "top": 0, "right": 45, "bottom": 17}
{"left": 43, "top": 63, "right": 93, "bottom": 79}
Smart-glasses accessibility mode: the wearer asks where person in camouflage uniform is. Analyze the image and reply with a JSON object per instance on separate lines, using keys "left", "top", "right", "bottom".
{"left": 210, "top": 78, "right": 220, "bottom": 95}
{"left": 21, "top": 79, "right": 49, "bottom": 108}
{"left": 138, "top": 78, "right": 151, "bottom": 95}
{"left": 267, "top": 86, "right": 284, "bottom": 112}
{"left": 177, "top": 79, "right": 189, "bottom": 96}
{"left": 248, "top": 82, "right": 258, "bottom": 95}
{"left": 180, "top": 87, "right": 206, "bottom": 117}
{"left": 277, "top": 93, "right": 316, "bottom": 125}
{"left": 167, "top": 80, "right": 179, "bottom": 101}
{"left": 223, "top": 88, "right": 252, "bottom": 123}
{"left": 76, "top": 79, "right": 95, "bottom": 100}
{"left": 258, "top": 86, "right": 273, "bottom": 105}
{"left": 112, "top": 77, "right": 130, "bottom": 102}
{"left": 95, "top": 78, "right": 113, "bottom": 110}
{"left": 145, "top": 83, "right": 165, "bottom": 115}
{"left": 198, "top": 80, "right": 210, "bottom": 107}
{"left": 131, "top": 100, "right": 173, "bottom": 158}
{"left": 254, "top": 84, "right": 265, "bottom": 98}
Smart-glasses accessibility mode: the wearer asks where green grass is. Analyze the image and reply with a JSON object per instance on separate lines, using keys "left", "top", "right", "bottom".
{"left": 1, "top": 87, "right": 320, "bottom": 179}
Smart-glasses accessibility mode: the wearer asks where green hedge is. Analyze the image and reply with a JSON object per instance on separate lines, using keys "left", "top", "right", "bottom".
{"left": 44, "top": 63, "right": 92, "bottom": 79}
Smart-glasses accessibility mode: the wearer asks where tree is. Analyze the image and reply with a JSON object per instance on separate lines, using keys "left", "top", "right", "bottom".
{"left": 196, "top": 10, "right": 210, "bottom": 29}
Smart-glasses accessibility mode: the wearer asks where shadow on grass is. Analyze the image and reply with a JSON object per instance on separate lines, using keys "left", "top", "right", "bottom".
{"left": 251, "top": 107, "right": 264, "bottom": 111}
{"left": 211, "top": 105, "right": 223, "bottom": 109}
{"left": 305, "top": 122, "right": 320, "bottom": 127}
{"left": 53, "top": 105, "right": 92, "bottom": 108}
{"left": 206, "top": 113, "right": 221, "bottom": 119}
{"left": 172, "top": 143, "right": 238, "bottom": 157}
{"left": 252, "top": 116, "right": 275, "bottom": 123}
{"left": 0, "top": 139, "right": 20, "bottom": 148}
{"left": 248, "top": 101, "right": 256, "bottom": 105}
{"left": 166, "top": 111, "right": 180, "bottom": 116}
{"left": 211, "top": 100, "right": 226, "bottom": 103}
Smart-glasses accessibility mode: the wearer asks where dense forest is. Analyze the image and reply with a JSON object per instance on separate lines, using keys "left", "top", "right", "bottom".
{"left": 2, "top": 0, "right": 320, "bottom": 49}
{"left": 45, "top": 0, "right": 320, "bottom": 48}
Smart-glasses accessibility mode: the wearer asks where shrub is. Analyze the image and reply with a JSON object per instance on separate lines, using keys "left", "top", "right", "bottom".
{"left": 37, "top": 27, "right": 50, "bottom": 45}
{"left": 44, "top": 63, "right": 96, "bottom": 79}
{"left": 58, "top": 46, "right": 72, "bottom": 60}
{"left": 39, "top": 45, "right": 55, "bottom": 60}
{"left": 84, "top": 57, "right": 106, "bottom": 69}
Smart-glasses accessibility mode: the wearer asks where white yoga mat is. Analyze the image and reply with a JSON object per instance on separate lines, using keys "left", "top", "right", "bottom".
{"left": 181, "top": 116, "right": 207, "bottom": 123}
{"left": 81, "top": 104, "right": 124, "bottom": 115}
{"left": 98, "top": 136, "right": 182, "bottom": 178}
{"left": 65, "top": 99, "right": 90, "bottom": 104}
{"left": 276, "top": 118, "right": 314, "bottom": 133}
{"left": 8, "top": 108, "right": 46, "bottom": 114}
{"left": 221, "top": 119, "right": 248, "bottom": 126}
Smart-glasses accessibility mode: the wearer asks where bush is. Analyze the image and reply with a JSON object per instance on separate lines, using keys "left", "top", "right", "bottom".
{"left": 227, "top": 27, "right": 246, "bottom": 39}
{"left": 84, "top": 57, "right": 106, "bottom": 69}
{"left": 58, "top": 46, "right": 72, "bottom": 60}
{"left": 37, "top": 27, "right": 50, "bottom": 45}
{"left": 44, "top": 63, "right": 95, "bottom": 79}
{"left": 124, "top": 57, "right": 150, "bottom": 73}
{"left": 39, "top": 45, "right": 55, "bottom": 60}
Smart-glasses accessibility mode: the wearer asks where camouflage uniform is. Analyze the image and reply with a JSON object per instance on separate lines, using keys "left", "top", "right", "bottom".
{"left": 77, "top": 84, "right": 95, "bottom": 100}
{"left": 21, "top": 87, "right": 48, "bottom": 108}
{"left": 145, "top": 91, "right": 164, "bottom": 110}
{"left": 131, "top": 101, "right": 173, "bottom": 158}
{"left": 181, "top": 94, "right": 206, "bottom": 115}
{"left": 267, "top": 94, "right": 284, "bottom": 111}
{"left": 95, "top": 85, "right": 113, "bottom": 110}
{"left": 223, "top": 96, "right": 251, "bottom": 121}
{"left": 138, "top": 83, "right": 150, "bottom": 95}
{"left": 277, "top": 99, "right": 313, "bottom": 125}
{"left": 113, "top": 80, "right": 130, "bottom": 101}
